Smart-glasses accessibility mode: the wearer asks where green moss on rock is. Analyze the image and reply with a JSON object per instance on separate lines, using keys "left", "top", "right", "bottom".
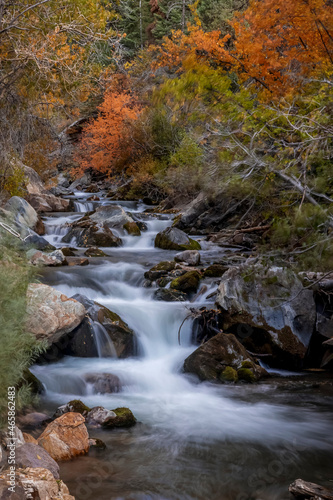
{"left": 237, "top": 367, "right": 256, "bottom": 383}
{"left": 203, "top": 264, "right": 227, "bottom": 278}
{"left": 67, "top": 399, "right": 91, "bottom": 415}
{"left": 123, "top": 222, "right": 141, "bottom": 236}
{"left": 170, "top": 271, "right": 201, "bottom": 294}
{"left": 220, "top": 366, "right": 238, "bottom": 383}
{"left": 103, "top": 407, "right": 136, "bottom": 428}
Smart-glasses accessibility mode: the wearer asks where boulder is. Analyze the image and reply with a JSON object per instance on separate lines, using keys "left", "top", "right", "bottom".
{"left": 102, "top": 407, "right": 136, "bottom": 429}
{"left": 85, "top": 407, "right": 117, "bottom": 427}
{"left": 0, "top": 467, "right": 74, "bottom": 499}
{"left": 4, "top": 196, "right": 41, "bottom": 233}
{"left": 84, "top": 247, "right": 106, "bottom": 257}
{"left": 26, "top": 193, "right": 70, "bottom": 213}
{"left": 53, "top": 400, "right": 91, "bottom": 419}
{"left": 174, "top": 250, "right": 200, "bottom": 266}
{"left": 203, "top": 264, "right": 228, "bottom": 278}
{"left": 155, "top": 227, "right": 201, "bottom": 251}
{"left": 183, "top": 332, "right": 267, "bottom": 382}
{"left": 62, "top": 317, "right": 99, "bottom": 357}
{"left": 216, "top": 264, "right": 317, "bottom": 369}
{"left": 61, "top": 247, "right": 76, "bottom": 256}
{"left": 154, "top": 288, "right": 187, "bottom": 302}
{"left": 24, "top": 165, "right": 46, "bottom": 195}
{"left": 71, "top": 295, "right": 137, "bottom": 358}
{"left": 123, "top": 221, "right": 141, "bottom": 236}
{"left": 26, "top": 249, "right": 66, "bottom": 266}
{"left": 15, "top": 443, "right": 60, "bottom": 478}
{"left": 62, "top": 222, "right": 122, "bottom": 248}
{"left": 144, "top": 261, "right": 176, "bottom": 281}
{"left": 38, "top": 412, "right": 89, "bottom": 461}
{"left": 174, "top": 192, "right": 209, "bottom": 231}
{"left": 90, "top": 204, "right": 133, "bottom": 229}
{"left": 88, "top": 438, "right": 106, "bottom": 450}
{"left": 289, "top": 479, "right": 333, "bottom": 499}
{"left": 66, "top": 257, "right": 89, "bottom": 266}
{"left": 26, "top": 284, "right": 86, "bottom": 344}
{"left": 22, "top": 433, "right": 38, "bottom": 445}
{"left": 85, "top": 373, "right": 121, "bottom": 394}
{"left": 170, "top": 271, "right": 201, "bottom": 295}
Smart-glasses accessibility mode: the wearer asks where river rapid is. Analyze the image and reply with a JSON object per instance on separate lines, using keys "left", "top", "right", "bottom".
{"left": 31, "top": 191, "right": 333, "bottom": 500}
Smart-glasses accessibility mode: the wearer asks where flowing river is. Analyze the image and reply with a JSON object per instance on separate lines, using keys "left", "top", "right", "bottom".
{"left": 31, "top": 191, "right": 333, "bottom": 500}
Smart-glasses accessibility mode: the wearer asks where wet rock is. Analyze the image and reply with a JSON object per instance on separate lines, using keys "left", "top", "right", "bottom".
{"left": 174, "top": 250, "right": 200, "bottom": 266}
{"left": 154, "top": 288, "right": 187, "bottom": 302}
{"left": 66, "top": 257, "right": 89, "bottom": 266}
{"left": 26, "top": 284, "right": 86, "bottom": 344}
{"left": 53, "top": 400, "right": 91, "bottom": 419}
{"left": 0, "top": 467, "right": 75, "bottom": 500}
{"left": 61, "top": 247, "right": 76, "bottom": 257}
{"left": 15, "top": 443, "right": 60, "bottom": 478}
{"left": 38, "top": 412, "right": 89, "bottom": 461}
{"left": 183, "top": 332, "right": 267, "bottom": 382}
{"left": 23, "top": 233, "right": 56, "bottom": 252}
{"left": 102, "top": 407, "right": 136, "bottom": 429}
{"left": 203, "top": 264, "right": 228, "bottom": 278}
{"left": 170, "top": 271, "right": 201, "bottom": 295}
{"left": 27, "top": 249, "right": 66, "bottom": 266}
{"left": 155, "top": 227, "right": 201, "bottom": 251}
{"left": 26, "top": 193, "right": 71, "bottom": 212}
{"left": 84, "top": 247, "right": 106, "bottom": 257}
{"left": 62, "top": 222, "right": 122, "bottom": 248}
{"left": 88, "top": 438, "right": 106, "bottom": 450}
{"left": 144, "top": 261, "right": 176, "bottom": 281}
{"left": 90, "top": 204, "right": 133, "bottom": 229}
{"left": 289, "top": 478, "right": 333, "bottom": 499}
{"left": 63, "top": 317, "right": 99, "bottom": 357}
{"left": 85, "top": 373, "right": 121, "bottom": 394}
{"left": 123, "top": 221, "right": 141, "bottom": 236}
{"left": 71, "top": 295, "right": 137, "bottom": 358}
{"left": 156, "top": 276, "right": 172, "bottom": 287}
{"left": 86, "top": 407, "right": 117, "bottom": 427}
{"left": 216, "top": 264, "right": 317, "bottom": 369}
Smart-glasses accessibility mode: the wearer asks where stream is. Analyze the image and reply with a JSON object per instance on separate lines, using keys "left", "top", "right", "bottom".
{"left": 31, "top": 191, "right": 333, "bottom": 500}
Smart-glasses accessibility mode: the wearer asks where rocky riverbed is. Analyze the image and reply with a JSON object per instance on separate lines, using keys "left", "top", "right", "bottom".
{"left": 0, "top": 168, "right": 333, "bottom": 500}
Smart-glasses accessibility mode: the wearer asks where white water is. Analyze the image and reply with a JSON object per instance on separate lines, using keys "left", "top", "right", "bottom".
{"left": 32, "top": 196, "right": 333, "bottom": 456}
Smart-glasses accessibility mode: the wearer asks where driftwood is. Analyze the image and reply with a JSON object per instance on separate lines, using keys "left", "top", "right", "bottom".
{"left": 234, "top": 224, "right": 271, "bottom": 234}
{"left": 289, "top": 479, "right": 333, "bottom": 499}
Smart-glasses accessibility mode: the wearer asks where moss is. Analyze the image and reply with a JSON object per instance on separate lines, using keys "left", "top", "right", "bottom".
{"left": 172, "top": 214, "right": 182, "bottom": 227}
{"left": 203, "top": 264, "right": 227, "bottom": 278}
{"left": 123, "top": 221, "right": 141, "bottom": 236}
{"left": 68, "top": 399, "right": 91, "bottom": 415}
{"left": 156, "top": 276, "right": 171, "bottom": 287}
{"left": 154, "top": 261, "right": 176, "bottom": 272}
{"left": 237, "top": 367, "right": 256, "bottom": 383}
{"left": 241, "top": 360, "right": 253, "bottom": 369}
{"left": 220, "top": 366, "right": 238, "bottom": 382}
{"left": 155, "top": 232, "right": 201, "bottom": 251}
{"left": 103, "top": 407, "right": 136, "bottom": 428}
{"left": 96, "top": 303, "right": 133, "bottom": 335}
{"left": 170, "top": 270, "right": 201, "bottom": 294}
{"left": 183, "top": 238, "right": 201, "bottom": 251}
{"left": 84, "top": 247, "right": 107, "bottom": 257}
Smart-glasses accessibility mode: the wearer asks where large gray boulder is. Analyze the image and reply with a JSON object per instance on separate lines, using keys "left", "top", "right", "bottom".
{"left": 26, "top": 284, "right": 86, "bottom": 344}
{"left": 5, "top": 196, "right": 38, "bottom": 230}
{"left": 90, "top": 204, "right": 133, "bottom": 229}
{"left": 26, "top": 249, "right": 66, "bottom": 266}
{"left": 155, "top": 227, "right": 201, "bottom": 251}
{"left": 216, "top": 264, "right": 316, "bottom": 368}
{"left": 174, "top": 250, "right": 200, "bottom": 266}
{"left": 15, "top": 443, "right": 60, "bottom": 479}
{"left": 62, "top": 220, "right": 122, "bottom": 247}
{"left": 184, "top": 332, "right": 267, "bottom": 382}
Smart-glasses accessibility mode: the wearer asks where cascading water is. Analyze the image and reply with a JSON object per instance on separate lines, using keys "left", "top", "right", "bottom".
{"left": 31, "top": 193, "right": 333, "bottom": 500}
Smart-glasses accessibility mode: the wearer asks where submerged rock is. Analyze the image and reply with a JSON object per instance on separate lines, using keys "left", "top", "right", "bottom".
{"left": 66, "top": 256, "right": 89, "bottom": 266}
{"left": 85, "top": 373, "right": 121, "bottom": 394}
{"left": 183, "top": 332, "right": 267, "bottom": 383}
{"left": 26, "top": 284, "right": 86, "bottom": 345}
{"left": 38, "top": 412, "right": 89, "bottom": 461}
{"left": 174, "top": 250, "right": 200, "bottom": 266}
{"left": 155, "top": 227, "right": 201, "bottom": 251}
{"left": 154, "top": 288, "right": 187, "bottom": 302}
{"left": 216, "top": 264, "right": 316, "bottom": 369}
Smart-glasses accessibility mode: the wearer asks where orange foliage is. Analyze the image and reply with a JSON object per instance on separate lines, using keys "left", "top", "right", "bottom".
{"left": 232, "top": 0, "right": 333, "bottom": 93}
{"left": 152, "top": 0, "right": 332, "bottom": 95}
{"left": 76, "top": 90, "right": 143, "bottom": 177}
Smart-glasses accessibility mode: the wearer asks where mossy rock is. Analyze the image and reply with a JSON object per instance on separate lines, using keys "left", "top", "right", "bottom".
{"left": 156, "top": 276, "right": 172, "bottom": 288}
{"left": 84, "top": 247, "right": 107, "bottom": 257}
{"left": 237, "top": 367, "right": 256, "bottom": 383}
{"left": 123, "top": 221, "right": 141, "bottom": 236}
{"left": 155, "top": 227, "right": 201, "bottom": 251}
{"left": 96, "top": 303, "right": 137, "bottom": 358}
{"left": 170, "top": 270, "right": 201, "bottom": 294}
{"left": 220, "top": 366, "right": 238, "bottom": 383}
{"left": 103, "top": 407, "right": 136, "bottom": 428}
{"left": 19, "top": 369, "right": 44, "bottom": 395}
{"left": 61, "top": 247, "right": 76, "bottom": 257}
{"left": 144, "top": 261, "right": 176, "bottom": 281}
{"left": 67, "top": 399, "right": 91, "bottom": 415}
{"left": 241, "top": 360, "right": 253, "bottom": 369}
{"left": 89, "top": 437, "right": 106, "bottom": 450}
{"left": 203, "top": 264, "right": 228, "bottom": 278}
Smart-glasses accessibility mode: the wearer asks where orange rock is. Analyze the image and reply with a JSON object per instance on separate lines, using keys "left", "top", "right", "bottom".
{"left": 23, "top": 432, "right": 38, "bottom": 445}
{"left": 38, "top": 412, "right": 89, "bottom": 461}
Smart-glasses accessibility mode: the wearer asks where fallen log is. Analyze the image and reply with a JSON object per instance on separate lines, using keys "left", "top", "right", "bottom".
{"left": 289, "top": 479, "right": 333, "bottom": 499}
